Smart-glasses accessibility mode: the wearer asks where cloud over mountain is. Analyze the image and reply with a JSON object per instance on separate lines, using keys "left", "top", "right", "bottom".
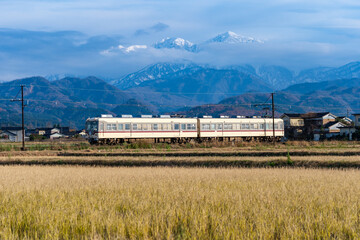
{"left": 0, "top": 27, "right": 360, "bottom": 82}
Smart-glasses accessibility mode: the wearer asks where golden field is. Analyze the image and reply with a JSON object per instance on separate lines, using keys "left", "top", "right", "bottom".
{"left": 0, "top": 166, "right": 359, "bottom": 239}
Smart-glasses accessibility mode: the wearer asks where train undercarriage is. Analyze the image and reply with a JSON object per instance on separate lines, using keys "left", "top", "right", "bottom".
{"left": 90, "top": 136, "right": 283, "bottom": 145}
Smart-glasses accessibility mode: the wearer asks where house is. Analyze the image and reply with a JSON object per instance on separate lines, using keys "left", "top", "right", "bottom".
{"left": 353, "top": 113, "right": 360, "bottom": 127}
{"left": 281, "top": 113, "right": 304, "bottom": 128}
{"left": 313, "top": 121, "right": 347, "bottom": 141}
{"left": 339, "top": 126, "right": 357, "bottom": 140}
{"left": 0, "top": 127, "right": 24, "bottom": 142}
{"left": 301, "top": 112, "right": 337, "bottom": 139}
{"left": 0, "top": 130, "right": 17, "bottom": 142}
{"left": 337, "top": 113, "right": 360, "bottom": 140}
{"left": 49, "top": 133, "right": 66, "bottom": 140}
{"left": 78, "top": 130, "right": 87, "bottom": 138}
{"left": 280, "top": 113, "right": 305, "bottom": 139}
{"left": 281, "top": 112, "right": 338, "bottom": 140}
{"left": 34, "top": 128, "right": 60, "bottom": 136}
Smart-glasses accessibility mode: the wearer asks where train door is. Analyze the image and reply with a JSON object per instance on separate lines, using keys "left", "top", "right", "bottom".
{"left": 197, "top": 119, "right": 201, "bottom": 138}
{"left": 180, "top": 123, "right": 186, "bottom": 136}
{"left": 174, "top": 122, "right": 180, "bottom": 137}
{"left": 129, "top": 123, "right": 132, "bottom": 138}
{"left": 217, "top": 122, "right": 224, "bottom": 137}
{"left": 99, "top": 122, "right": 104, "bottom": 138}
{"left": 263, "top": 119, "right": 267, "bottom": 137}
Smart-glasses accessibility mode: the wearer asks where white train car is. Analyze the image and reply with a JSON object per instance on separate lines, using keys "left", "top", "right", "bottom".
{"left": 198, "top": 116, "right": 284, "bottom": 139}
{"left": 86, "top": 115, "right": 197, "bottom": 144}
{"left": 85, "top": 115, "right": 284, "bottom": 144}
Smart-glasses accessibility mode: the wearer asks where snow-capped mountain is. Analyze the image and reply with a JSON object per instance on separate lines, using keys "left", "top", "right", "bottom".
{"left": 100, "top": 31, "right": 262, "bottom": 56}
{"left": 112, "top": 62, "right": 203, "bottom": 89}
{"left": 153, "top": 37, "right": 198, "bottom": 52}
{"left": 206, "top": 31, "right": 263, "bottom": 44}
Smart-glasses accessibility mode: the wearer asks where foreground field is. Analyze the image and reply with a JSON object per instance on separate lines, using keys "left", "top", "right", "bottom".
{"left": 0, "top": 166, "right": 359, "bottom": 239}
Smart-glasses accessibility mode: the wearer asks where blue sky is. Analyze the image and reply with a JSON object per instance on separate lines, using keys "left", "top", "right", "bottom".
{"left": 0, "top": 0, "right": 360, "bottom": 81}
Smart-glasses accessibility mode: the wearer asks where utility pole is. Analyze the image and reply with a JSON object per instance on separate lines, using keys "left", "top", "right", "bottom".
{"left": 11, "top": 85, "right": 26, "bottom": 151}
{"left": 271, "top": 93, "right": 275, "bottom": 144}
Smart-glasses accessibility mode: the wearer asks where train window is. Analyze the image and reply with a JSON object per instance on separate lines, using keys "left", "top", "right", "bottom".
{"left": 111, "top": 124, "right": 116, "bottom": 130}
{"left": 142, "top": 124, "right": 148, "bottom": 130}
{"left": 174, "top": 124, "right": 179, "bottom": 130}
{"left": 187, "top": 124, "right": 196, "bottom": 130}
{"left": 100, "top": 123, "right": 104, "bottom": 131}
{"left": 217, "top": 124, "right": 223, "bottom": 130}
{"left": 241, "top": 124, "right": 246, "bottom": 129}
{"left": 181, "top": 124, "right": 186, "bottom": 130}
{"left": 118, "top": 124, "right": 123, "bottom": 130}
{"left": 153, "top": 124, "right": 158, "bottom": 130}
{"left": 254, "top": 124, "right": 258, "bottom": 129}
{"left": 106, "top": 124, "right": 112, "bottom": 130}
{"left": 211, "top": 124, "right": 216, "bottom": 130}
{"left": 236, "top": 124, "right": 240, "bottom": 130}
{"left": 250, "top": 124, "right": 254, "bottom": 129}
{"left": 279, "top": 123, "right": 283, "bottom": 130}
{"left": 224, "top": 124, "right": 232, "bottom": 130}
{"left": 202, "top": 124, "right": 210, "bottom": 130}
{"left": 245, "top": 124, "right": 250, "bottom": 129}
{"left": 260, "top": 124, "right": 264, "bottom": 129}
{"left": 93, "top": 122, "right": 98, "bottom": 131}
{"left": 132, "top": 124, "right": 137, "bottom": 130}
{"left": 162, "top": 124, "right": 168, "bottom": 130}
{"left": 125, "top": 124, "right": 130, "bottom": 130}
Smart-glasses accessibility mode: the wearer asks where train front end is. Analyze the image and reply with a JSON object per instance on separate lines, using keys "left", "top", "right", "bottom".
{"left": 85, "top": 118, "right": 99, "bottom": 144}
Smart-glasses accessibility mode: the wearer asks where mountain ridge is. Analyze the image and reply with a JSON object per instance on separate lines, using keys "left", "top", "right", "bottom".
{"left": 0, "top": 76, "right": 151, "bottom": 128}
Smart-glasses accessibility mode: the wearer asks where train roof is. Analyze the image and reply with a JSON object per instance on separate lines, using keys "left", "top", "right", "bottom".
{"left": 87, "top": 115, "right": 283, "bottom": 121}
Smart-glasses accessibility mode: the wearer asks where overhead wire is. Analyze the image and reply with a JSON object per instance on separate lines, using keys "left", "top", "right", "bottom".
{"left": 0, "top": 83, "right": 276, "bottom": 95}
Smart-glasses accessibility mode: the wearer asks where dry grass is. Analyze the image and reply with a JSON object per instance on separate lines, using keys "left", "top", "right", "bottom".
{"left": 3, "top": 155, "right": 360, "bottom": 163}
{"left": 0, "top": 166, "right": 359, "bottom": 239}
{"left": 1, "top": 155, "right": 360, "bottom": 169}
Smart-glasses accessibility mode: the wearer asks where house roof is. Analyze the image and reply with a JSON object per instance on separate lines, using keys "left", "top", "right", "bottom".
{"left": 0, "top": 130, "right": 17, "bottom": 136}
{"left": 36, "top": 128, "right": 59, "bottom": 131}
{"left": 281, "top": 113, "right": 304, "bottom": 118}
{"left": 338, "top": 126, "right": 356, "bottom": 129}
{"left": 323, "top": 121, "right": 346, "bottom": 129}
{"left": 282, "top": 112, "right": 336, "bottom": 119}
{"left": 301, "top": 112, "right": 331, "bottom": 119}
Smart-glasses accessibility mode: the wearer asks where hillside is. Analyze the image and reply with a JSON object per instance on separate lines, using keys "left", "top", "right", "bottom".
{"left": 177, "top": 80, "right": 360, "bottom": 117}
{"left": 0, "top": 76, "right": 151, "bottom": 128}
{"left": 283, "top": 78, "right": 360, "bottom": 94}
{"left": 124, "top": 68, "right": 272, "bottom": 112}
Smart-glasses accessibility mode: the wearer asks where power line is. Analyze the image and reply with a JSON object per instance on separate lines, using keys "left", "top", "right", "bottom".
{"left": 0, "top": 83, "right": 276, "bottom": 95}
{"left": 0, "top": 97, "right": 360, "bottom": 112}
